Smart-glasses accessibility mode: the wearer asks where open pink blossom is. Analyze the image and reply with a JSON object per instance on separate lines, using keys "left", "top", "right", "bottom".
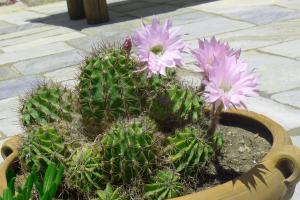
{"left": 191, "top": 37, "right": 241, "bottom": 80}
{"left": 204, "top": 55, "right": 258, "bottom": 110}
{"left": 133, "top": 18, "right": 185, "bottom": 76}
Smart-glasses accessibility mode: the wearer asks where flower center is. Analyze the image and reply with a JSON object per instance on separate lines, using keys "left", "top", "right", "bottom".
{"left": 150, "top": 44, "right": 164, "bottom": 55}
{"left": 220, "top": 83, "right": 232, "bottom": 93}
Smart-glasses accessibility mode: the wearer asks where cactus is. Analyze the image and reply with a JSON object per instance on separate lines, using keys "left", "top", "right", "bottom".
{"left": 78, "top": 47, "right": 147, "bottom": 135}
{"left": 99, "top": 116, "right": 159, "bottom": 183}
{"left": 144, "top": 170, "right": 183, "bottom": 200}
{"left": 20, "top": 126, "right": 67, "bottom": 172}
{"left": 95, "top": 183, "right": 124, "bottom": 200}
{"left": 65, "top": 145, "right": 105, "bottom": 195}
{"left": 147, "top": 70, "right": 204, "bottom": 130}
{"left": 20, "top": 83, "right": 76, "bottom": 128}
{"left": 165, "top": 127, "right": 213, "bottom": 172}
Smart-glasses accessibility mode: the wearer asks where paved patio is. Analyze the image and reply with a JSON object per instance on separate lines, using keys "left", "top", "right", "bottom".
{"left": 0, "top": 0, "right": 300, "bottom": 198}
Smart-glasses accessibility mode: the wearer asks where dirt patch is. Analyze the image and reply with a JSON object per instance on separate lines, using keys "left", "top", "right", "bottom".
{"left": 190, "top": 124, "right": 271, "bottom": 192}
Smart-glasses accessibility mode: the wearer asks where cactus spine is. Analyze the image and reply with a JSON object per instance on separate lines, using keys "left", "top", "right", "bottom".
{"left": 144, "top": 170, "right": 183, "bottom": 200}
{"left": 99, "top": 116, "right": 159, "bottom": 183}
{"left": 20, "top": 83, "right": 76, "bottom": 128}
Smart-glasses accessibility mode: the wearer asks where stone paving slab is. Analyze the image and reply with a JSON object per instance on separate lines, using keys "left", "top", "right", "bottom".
{"left": 0, "top": 10, "right": 47, "bottom": 25}
{"left": 0, "top": 42, "right": 74, "bottom": 65}
{"left": 215, "top": 5, "right": 300, "bottom": 25}
{"left": 190, "top": 0, "right": 279, "bottom": 13}
{"left": 276, "top": 0, "right": 300, "bottom": 10}
{"left": 271, "top": 89, "right": 300, "bottom": 109}
{"left": 2, "top": 32, "right": 85, "bottom": 53}
{"left": 0, "top": 75, "right": 42, "bottom": 100}
{"left": 0, "top": 26, "right": 79, "bottom": 50}
{"left": 245, "top": 96, "right": 300, "bottom": 131}
{"left": 216, "top": 19, "right": 300, "bottom": 51}
{"left": 44, "top": 65, "right": 80, "bottom": 83}
{"left": 0, "top": 65, "right": 21, "bottom": 81}
{"left": 29, "top": 1, "right": 67, "bottom": 15}
{"left": 13, "top": 49, "right": 84, "bottom": 75}
{"left": 181, "top": 16, "right": 254, "bottom": 40}
{"left": 241, "top": 51, "right": 300, "bottom": 94}
{"left": 260, "top": 39, "right": 300, "bottom": 58}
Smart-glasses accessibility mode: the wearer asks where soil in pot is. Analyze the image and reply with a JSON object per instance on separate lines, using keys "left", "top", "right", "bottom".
{"left": 183, "top": 123, "right": 272, "bottom": 194}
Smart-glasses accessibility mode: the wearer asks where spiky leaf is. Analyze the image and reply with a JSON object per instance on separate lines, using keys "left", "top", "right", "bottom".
{"left": 144, "top": 170, "right": 183, "bottom": 200}
{"left": 100, "top": 116, "right": 159, "bottom": 183}
{"left": 95, "top": 183, "right": 123, "bottom": 200}
{"left": 65, "top": 145, "right": 105, "bottom": 195}
{"left": 78, "top": 48, "right": 147, "bottom": 136}
{"left": 20, "top": 83, "right": 76, "bottom": 128}
{"left": 166, "top": 127, "right": 213, "bottom": 172}
{"left": 20, "top": 126, "right": 67, "bottom": 173}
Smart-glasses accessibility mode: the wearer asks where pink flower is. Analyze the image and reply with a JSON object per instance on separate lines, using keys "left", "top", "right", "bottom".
{"left": 133, "top": 18, "right": 185, "bottom": 76}
{"left": 191, "top": 37, "right": 241, "bottom": 80}
{"left": 204, "top": 56, "right": 258, "bottom": 110}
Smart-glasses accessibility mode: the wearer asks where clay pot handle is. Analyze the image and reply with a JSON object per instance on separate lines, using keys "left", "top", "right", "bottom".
{"left": 272, "top": 145, "right": 300, "bottom": 186}
{"left": 0, "top": 135, "right": 21, "bottom": 195}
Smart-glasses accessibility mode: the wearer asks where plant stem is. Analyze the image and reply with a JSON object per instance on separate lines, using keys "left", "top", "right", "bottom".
{"left": 207, "top": 103, "right": 223, "bottom": 139}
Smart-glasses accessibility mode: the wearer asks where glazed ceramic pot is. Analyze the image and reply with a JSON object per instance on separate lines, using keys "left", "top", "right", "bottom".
{"left": 66, "top": 0, "right": 85, "bottom": 20}
{"left": 0, "top": 109, "right": 300, "bottom": 200}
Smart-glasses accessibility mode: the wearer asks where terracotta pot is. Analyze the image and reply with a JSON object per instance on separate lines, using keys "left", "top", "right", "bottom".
{"left": 66, "top": 0, "right": 86, "bottom": 20}
{"left": 83, "top": 0, "right": 109, "bottom": 24}
{"left": 0, "top": 110, "right": 300, "bottom": 200}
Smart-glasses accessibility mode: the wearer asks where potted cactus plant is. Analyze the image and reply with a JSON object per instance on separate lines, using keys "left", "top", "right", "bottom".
{"left": 0, "top": 18, "right": 300, "bottom": 200}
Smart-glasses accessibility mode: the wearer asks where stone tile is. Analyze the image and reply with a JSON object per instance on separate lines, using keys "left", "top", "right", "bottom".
{"left": 170, "top": 11, "right": 214, "bottom": 26}
{"left": 67, "top": 32, "right": 130, "bottom": 53}
{"left": 0, "top": 27, "right": 75, "bottom": 48}
{"left": 29, "top": 1, "right": 67, "bottom": 15}
{"left": 217, "top": 19, "right": 300, "bottom": 51}
{"left": 271, "top": 89, "right": 300, "bottom": 109}
{"left": 0, "top": 20, "right": 14, "bottom": 29}
{"left": 0, "top": 42, "right": 74, "bottom": 65}
{"left": 14, "top": 50, "right": 84, "bottom": 75}
{"left": 0, "top": 10, "right": 47, "bottom": 25}
{"left": 0, "top": 25, "right": 55, "bottom": 41}
{"left": 277, "top": 0, "right": 300, "bottom": 10}
{"left": 289, "top": 127, "right": 300, "bottom": 136}
{"left": 0, "top": 65, "right": 20, "bottom": 81}
{"left": 44, "top": 65, "right": 80, "bottom": 83}
{"left": 82, "top": 18, "right": 141, "bottom": 36}
{"left": 291, "top": 136, "right": 300, "bottom": 147}
{"left": 245, "top": 96, "right": 300, "bottom": 131}
{"left": 1, "top": 32, "right": 85, "bottom": 52}
{"left": 0, "top": 117, "right": 23, "bottom": 136}
{"left": 0, "top": 97, "right": 23, "bottom": 137}
{"left": 191, "top": 0, "right": 279, "bottom": 13}
{"left": 110, "top": 1, "right": 157, "bottom": 13}
{"left": 126, "top": 4, "right": 192, "bottom": 18}
{"left": 0, "top": 22, "right": 44, "bottom": 36}
{"left": 0, "top": 76, "right": 42, "bottom": 100}
{"left": 241, "top": 51, "right": 300, "bottom": 94}
{"left": 0, "top": 97, "right": 20, "bottom": 120}
{"left": 181, "top": 16, "right": 254, "bottom": 40}
{"left": 260, "top": 39, "right": 300, "bottom": 58}
{"left": 220, "top": 5, "right": 300, "bottom": 25}
{"left": 0, "top": 2, "right": 27, "bottom": 16}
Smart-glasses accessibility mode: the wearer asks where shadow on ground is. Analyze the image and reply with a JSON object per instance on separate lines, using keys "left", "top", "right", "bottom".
{"left": 29, "top": 0, "right": 218, "bottom": 31}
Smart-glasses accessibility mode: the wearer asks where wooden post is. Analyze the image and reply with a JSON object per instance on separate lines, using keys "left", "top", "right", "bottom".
{"left": 84, "top": 0, "right": 109, "bottom": 24}
{"left": 66, "top": 0, "right": 85, "bottom": 20}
